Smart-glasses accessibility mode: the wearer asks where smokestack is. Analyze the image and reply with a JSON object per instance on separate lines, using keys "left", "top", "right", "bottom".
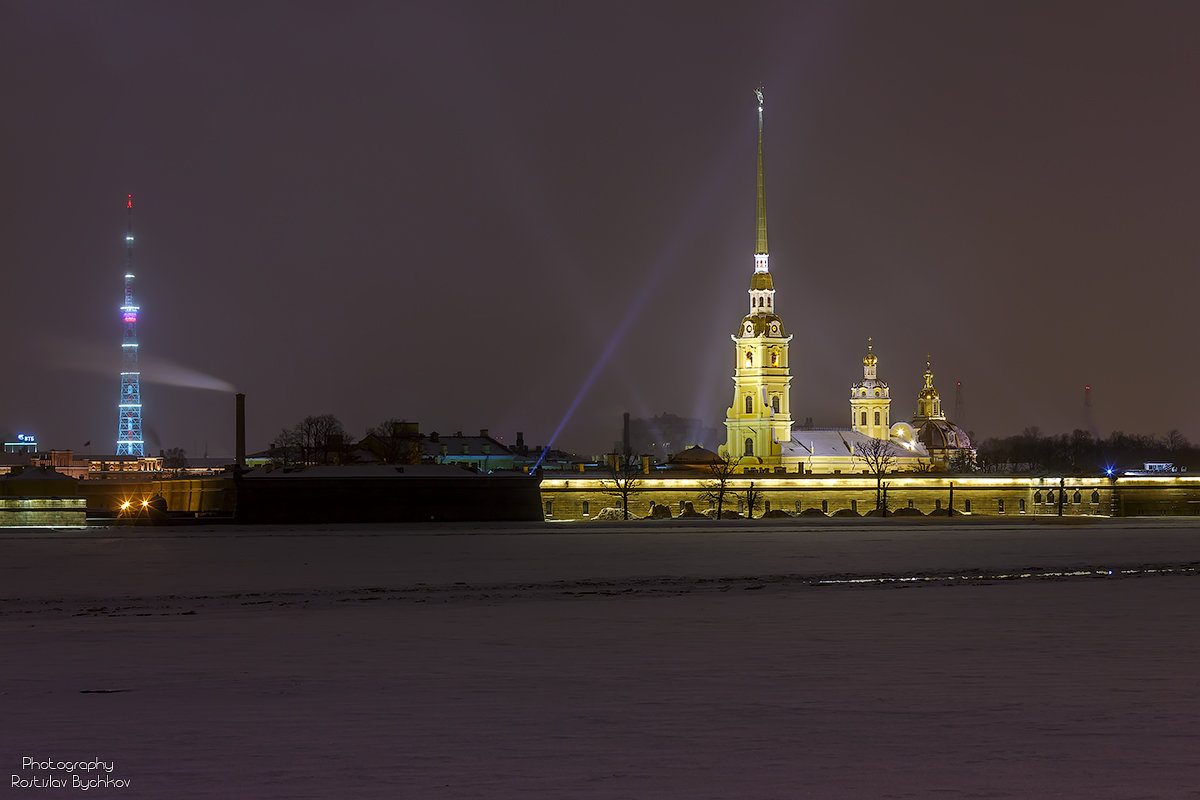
{"left": 623, "top": 412, "right": 631, "bottom": 458}
{"left": 1084, "top": 384, "right": 1099, "bottom": 440}
{"left": 235, "top": 393, "right": 246, "bottom": 470}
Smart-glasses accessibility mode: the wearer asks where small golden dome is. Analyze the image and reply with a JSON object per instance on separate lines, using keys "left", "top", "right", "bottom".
{"left": 863, "top": 338, "right": 877, "bottom": 367}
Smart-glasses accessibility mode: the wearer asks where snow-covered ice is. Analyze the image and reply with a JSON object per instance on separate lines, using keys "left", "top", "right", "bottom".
{"left": 3, "top": 518, "right": 1199, "bottom": 798}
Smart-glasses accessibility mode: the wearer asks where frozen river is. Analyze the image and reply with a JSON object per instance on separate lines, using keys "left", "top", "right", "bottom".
{"left": 3, "top": 518, "right": 1199, "bottom": 798}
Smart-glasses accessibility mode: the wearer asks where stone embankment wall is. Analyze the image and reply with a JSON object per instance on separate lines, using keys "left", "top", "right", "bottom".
{"left": 539, "top": 475, "right": 1200, "bottom": 521}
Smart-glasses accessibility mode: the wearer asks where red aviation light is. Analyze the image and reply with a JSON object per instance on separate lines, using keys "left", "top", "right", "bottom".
{"left": 127, "top": 194, "right": 133, "bottom": 209}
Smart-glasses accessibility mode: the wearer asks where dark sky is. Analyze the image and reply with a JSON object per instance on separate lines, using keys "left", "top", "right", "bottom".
{"left": 3, "top": 1, "right": 1198, "bottom": 457}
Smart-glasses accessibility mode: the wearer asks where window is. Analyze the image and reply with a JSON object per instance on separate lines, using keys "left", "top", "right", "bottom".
{"left": 998, "top": 499, "right": 1005, "bottom": 513}
{"left": 744, "top": 438, "right": 754, "bottom": 457}
{"left": 964, "top": 499, "right": 971, "bottom": 513}
{"left": 1073, "top": 491, "right": 1081, "bottom": 505}
{"left": 874, "top": 388, "right": 880, "bottom": 397}
{"left": 1019, "top": 498, "right": 1026, "bottom": 512}
{"left": 851, "top": 499, "right": 858, "bottom": 512}
{"left": 935, "top": 499, "right": 942, "bottom": 510}
{"left": 771, "top": 351, "right": 779, "bottom": 366}
{"left": 1034, "top": 491, "right": 1042, "bottom": 504}
{"left": 1091, "top": 491, "right": 1100, "bottom": 504}
{"left": 907, "top": 499, "right": 914, "bottom": 508}
{"left": 764, "top": 500, "right": 771, "bottom": 512}
{"left": 860, "top": 412, "right": 867, "bottom": 426}
{"left": 772, "top": 396, "right": 780, "bottom": 413}
{"left": 874, "top": 411, "right": 881, "bottom": 425}
{"left": 745, "top": 396, "right": 753, "bottom": 413}
{"left": 738, "top": 500, "right": 744, "bottom": 512}
{"left": 746, "top": 350, "right": 753, "bottom": 367}
{"left": 582, "top": 500, "right": 589, "bottom": 516}
{"left": 821, "top": 499, "right": 828, "bottom": 513}
{"left": 544, "top": 500, "right": 553, "bottom": 517}
{"left": 795, "top": 500, "right": 801, "bottom": 512}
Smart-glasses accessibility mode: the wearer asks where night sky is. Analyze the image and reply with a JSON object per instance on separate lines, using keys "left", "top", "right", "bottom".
{"left": 4, "top": 1, "right": 1197, "bottom": 458}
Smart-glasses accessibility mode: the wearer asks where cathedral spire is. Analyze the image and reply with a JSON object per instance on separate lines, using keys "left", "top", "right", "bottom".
{"left": 915, "top": 357, "right": 943, "bottom": 421}
{"left": 754, "top": 86, "right": 768, "bottom": 271}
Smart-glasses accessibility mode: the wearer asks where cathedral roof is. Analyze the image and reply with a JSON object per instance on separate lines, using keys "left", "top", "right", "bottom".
{"left": 783, "top": 429, "right": 928, "bottom": 460}
{"left": 916, "top": 419, "right": 971, "bottom": 451}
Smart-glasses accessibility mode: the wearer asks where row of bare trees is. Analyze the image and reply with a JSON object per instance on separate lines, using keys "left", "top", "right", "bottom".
{"left": 603, "top": 438, "right": 901, "bottom": 520}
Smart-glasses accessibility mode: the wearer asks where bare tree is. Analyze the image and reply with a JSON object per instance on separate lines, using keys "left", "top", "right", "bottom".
{"left": 741, "top": 480, "right": 763, "bottom": 519}
{"left": 365, "top": 418, "right": 422, "bottom": 465}
{"left": 697, "top": 454, "right": 740, "bottom": 520}
{"left": 161, "top": 447, "right": 188, "bottom": 475}
{"left": 273, "top": 414, "right": 349, "bottom": 466}
{"left": 855, "top": 436, "right": 898, "bottom": 515}
{"left": 604, "top": 451, "right": 643, "bottom": 520}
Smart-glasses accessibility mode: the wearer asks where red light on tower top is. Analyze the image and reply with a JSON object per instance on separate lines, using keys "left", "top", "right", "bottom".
{"left": 127, "top": 194, "right": 133, "bottom": 209}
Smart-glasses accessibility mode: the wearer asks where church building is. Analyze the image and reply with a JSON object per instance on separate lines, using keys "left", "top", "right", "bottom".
{"left": 717, "top": 89, "right": 932, "bottom": 475}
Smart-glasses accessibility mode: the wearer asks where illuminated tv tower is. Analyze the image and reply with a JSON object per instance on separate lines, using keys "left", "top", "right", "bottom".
{"left": 116, "top": 194, "right": 144, "bottom": 457}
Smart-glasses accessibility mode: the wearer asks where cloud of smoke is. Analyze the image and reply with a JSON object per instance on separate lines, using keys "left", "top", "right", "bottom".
{"left": 34, "top": 336, "right": 236, "bottom": 392}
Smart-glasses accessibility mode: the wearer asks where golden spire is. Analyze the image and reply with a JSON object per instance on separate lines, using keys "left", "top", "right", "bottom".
{"left": 863, "top": 336, "right": 877, "bottom": 368}
{"left": 754, "top": 86, "right": 768, "bottom": 256}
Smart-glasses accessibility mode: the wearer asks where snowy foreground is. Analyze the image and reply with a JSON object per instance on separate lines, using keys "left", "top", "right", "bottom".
{"left": 3, "top": 517, "right": 1200, "bottom": 799}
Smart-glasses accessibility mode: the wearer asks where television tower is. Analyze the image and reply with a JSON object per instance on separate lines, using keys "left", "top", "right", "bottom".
{"left": 116, "top": 194, "right": 144, "bottom": 457}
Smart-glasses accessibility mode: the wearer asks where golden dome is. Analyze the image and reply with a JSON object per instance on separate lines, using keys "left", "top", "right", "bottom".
{"left": 863, "top": 338, "right": 877, "bottom": 368}
{"left": 918, "top": 359, "right": 939, "bottom": 400}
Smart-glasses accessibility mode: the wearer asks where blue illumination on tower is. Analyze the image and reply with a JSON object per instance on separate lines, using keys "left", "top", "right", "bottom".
{"left": 116, "top": 194, "right": 144, "bottom": 457}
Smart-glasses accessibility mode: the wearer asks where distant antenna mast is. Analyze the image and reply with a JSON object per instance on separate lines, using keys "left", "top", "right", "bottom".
{"left": 954, "top": 381, "right": 965, "bottom": 428}
{"left": 115, "top": 194, "right": 144, "bottom": 457}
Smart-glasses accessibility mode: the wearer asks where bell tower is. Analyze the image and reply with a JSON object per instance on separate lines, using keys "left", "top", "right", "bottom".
{"left": 914, "top": 358, "right": 944, "bottom": 421}
{"left": 850, "top": 338, "right": 891, "bottom": 439}
{"left": 722, "top": 88, "right": 793, "bottom": 467}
